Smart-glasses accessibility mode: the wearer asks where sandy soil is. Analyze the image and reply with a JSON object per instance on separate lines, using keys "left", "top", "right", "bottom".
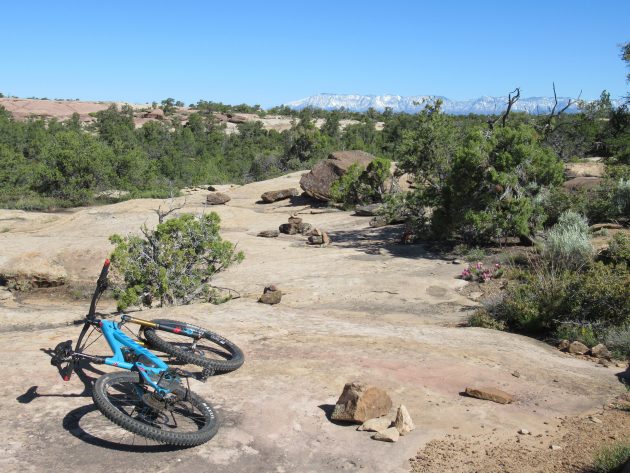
{"left": 0, "top": 172, "right": 628, "bottom": 472}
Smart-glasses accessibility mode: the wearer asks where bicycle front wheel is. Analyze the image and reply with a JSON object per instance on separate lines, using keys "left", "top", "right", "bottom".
{"left": 92, "top": 371, "right": 218, "bottom": 447}
{"left": 144, "top": 319, "right": 244, "bottom": 374}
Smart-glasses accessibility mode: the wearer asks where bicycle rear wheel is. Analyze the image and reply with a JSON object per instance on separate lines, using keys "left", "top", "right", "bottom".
{"left": 92, "top": 371, "right": 218, "bottom": 447}
{"left": 143, "top": 319, "right": 244, "bottom": 375}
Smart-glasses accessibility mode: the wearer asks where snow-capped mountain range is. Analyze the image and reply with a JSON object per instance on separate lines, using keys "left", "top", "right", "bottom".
{"left": 285, "top": 93, "right": 624, "bottom": 115}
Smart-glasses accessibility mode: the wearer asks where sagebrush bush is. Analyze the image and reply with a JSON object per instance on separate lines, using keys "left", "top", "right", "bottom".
{"left": 613, "top": 178, "right": 630, "bottom": 217}
{"left": 605, "top": 326, "right": 630, "bottom": 360}
{"left": 541, "top": 210, "right": 592, "bottom": 271}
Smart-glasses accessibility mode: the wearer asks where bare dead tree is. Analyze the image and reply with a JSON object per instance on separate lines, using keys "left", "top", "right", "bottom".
{"left": 541, "top": 83, "right": 582, "bottom": 137}
{"left": 155, "top": 190, "right": 186, "bottom": 224}
{"left": 488, "top": 88, "right": 521, "bottom": 130}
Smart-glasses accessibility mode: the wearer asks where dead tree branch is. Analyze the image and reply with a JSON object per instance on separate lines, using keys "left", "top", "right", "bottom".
{"left": 488, "top": 88, "right": 520, "bottom": 130}
{"left": 541, "top": 83, "right": 582, "bottom": 137}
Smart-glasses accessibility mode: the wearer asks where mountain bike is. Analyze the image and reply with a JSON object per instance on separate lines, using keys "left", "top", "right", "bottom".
{"left": 50, "top": 259, "right": 242, "bottom": 447}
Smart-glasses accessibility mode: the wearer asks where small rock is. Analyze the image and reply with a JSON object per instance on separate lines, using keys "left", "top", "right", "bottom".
{"left": 558, "top": 339, "right": 570, "bottom": 351}
{"left": 589, "top": 416, "right": 602, "bottom": 424}
{"left": 371, "top": 427, "right": 399, "bottom": 442}
{"left": 0, "top": 288, "right": 12, "bottom": 301}
{"left": 598, "top": 359, "right": 611, "bottom": 367}
{"left": 297, "top": 222, "right": 313, "bottom": 234}
{"left": 207, "top": 185, "right": 217, "bottom": 191}
{"left": 452, "top": 259, "right": 462, "bottom": 265}
{"left": 257, "top": 230, "right": 279, "bottom": 238}
{"left": 518, "top": 429, "right": 530, "bottom": 435}
{"left": 512, "top": 371, "right": 521, "bottom": 378}
{"left": 465, "top": 387, "right": 514, "bottom": 404}
{"left": 357, "top": 417, "right": 391, "bottom": 432}
{"left": 550, "top": 445, "right": 562, "bottom": 451}
{"left": 265, "top": 284, "right": 279, "bottom": 292}
{"left": 322, "top": 232, "right": 331, "bottom": 245}
{"left": 258, "top": 287, "right": 282, "bottom": 305}
{"left": 369, "top": 215, "right": 388, "bottom": 228}
{"left": 260, "top": 188, "right": 299, "bottom": 203}
{"left": 590, "top": 344, "right": 611, "bottom": 360}
{"left": 206, "top": 192, "right": 231, "bottom": 205}
{"left": 568, "top": 341, "right": 589, "bottom": 355}
{"left": 279, "top": 223, "right": 299, "bottom": 235}
{"left": 331, "top": 382, "right": 393, "bottom": 423}
{"left": 394, "top": 405, "right": 415, "bottom": 435}
{"left": 308, "top": 235, "right": 324, "bottom": 245}
{"left": 288, "top": 216, "right": 303, "bottom": 225}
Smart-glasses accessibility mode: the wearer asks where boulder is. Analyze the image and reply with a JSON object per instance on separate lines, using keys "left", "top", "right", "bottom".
{"left": 259, "top": 286, "right": 282, "bottom": 305}
{"left": 394, "top": 405, "right": 415, "bottom": 435}
{"left": 257, "top": 230, "right": 279, "bottom": 238}
{"left": 369, "top": 216, "right": 388, "bottom": 228}
{"left": 590, "top": 343, "right": 611, "bottom": 359}
{"left": 558, "top": 339, "right": 570, "bottom": 351}
{"left": 300, "top": 150, "right": 376, "bottom": 201}
{"left": 357, "top": 417, "right": 392, "bottom": 432}
{"left": 261, "top": 188, "right": 299, "bottom": 203}
{"left": 279, "top": 223, "right": 299, "bottom": 235}
{"left": 355, "top": 203, "right": 383, "bottom": 217}
{"left": 331, "top": 382, "right": 392, "bottom": 423}
{"left": 206, "top": 192, "right": 231, "bottom": 205}
{"left": 465, "top": 387, "right": 514, "bottom": 404}
{"left": 568, "top": 341, "right": 589, "bottom": 355}
{"left": 371, "top": 427, "right": 400, "bottom": 442}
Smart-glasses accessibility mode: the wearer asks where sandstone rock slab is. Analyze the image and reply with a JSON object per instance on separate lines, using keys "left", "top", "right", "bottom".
{"left": 590, "top": 343, "right": 611, "bottom": 359}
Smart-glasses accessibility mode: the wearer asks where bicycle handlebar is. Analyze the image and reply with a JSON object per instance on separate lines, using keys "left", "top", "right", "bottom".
{"left": 87, "top": 259, "right": 110, "bottom": 320}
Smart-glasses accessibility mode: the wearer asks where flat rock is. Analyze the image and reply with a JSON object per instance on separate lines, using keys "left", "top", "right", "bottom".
{"left": 300, "top": 150, "right": 376, "bottom": 201}
{"left": 569, "top": 341, "right": 589, "bottom": 355}
{"left": 590, "top": 223, "right": 624, "bottom": 231}
{"left": 260, "top": 188, "right": 299, "bottom": 203}
{"left": 465, "top": 387, "right": 514, "bottom": 404}
{"left": 563, "top": 177, "right": 603, "bottom": 192}
{"left": 331, "top": 382, "right": 393, "bottom": 423}
{"left": 394, "top": 405, "right": 415, "bottom": 435}
{"left": 257, "top": 230, "right": 279, "bottom": 238}
{"left": 371, "top": 427, "right": 399, "bottom": 442}
{"left": 355, "top": 203, "right": 383, "bottom": 217}
{"left": 206, "top": 192, "right": 231, "bottom": 205}
{"left": 357, "top": 417, "right": 392, "bottom": 432}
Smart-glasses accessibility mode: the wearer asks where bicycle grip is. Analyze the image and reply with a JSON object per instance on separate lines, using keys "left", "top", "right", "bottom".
{"left": 98, "top": 259, "right": 110, "bottom": 281}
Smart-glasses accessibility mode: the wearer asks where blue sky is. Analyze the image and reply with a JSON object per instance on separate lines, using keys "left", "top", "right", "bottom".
{"left": 2, "top": 0, "right": 628, "bottom": 107}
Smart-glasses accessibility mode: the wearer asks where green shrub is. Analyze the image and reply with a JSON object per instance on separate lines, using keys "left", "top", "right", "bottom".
{"left": 109, "top": 212, "right": 244, "bottom": 310}
{"left": 593, "top": 442, "right": 630, "bottom": 473}
{"left": 555, "top": 323, "right": 601, "bottom": 348}
{"left": 330, "top": 157, "right": 392, "bottom": 208}
{"left": 600, "top": 233, "right": 630, "bottom": 266}
{"left": 468, "top": 309, "right": 506, "bottom": 330}
{"left": 541, "top": 211, "right": 593, "bottom": 271}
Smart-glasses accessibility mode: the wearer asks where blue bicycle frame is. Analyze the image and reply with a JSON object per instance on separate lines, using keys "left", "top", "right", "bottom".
{"left": 98, "top": 319, "right": 173, "bottom": 394}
